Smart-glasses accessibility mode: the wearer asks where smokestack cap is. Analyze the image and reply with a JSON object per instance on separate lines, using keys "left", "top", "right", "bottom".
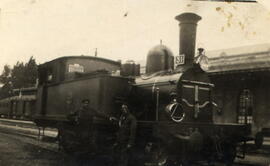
{"left": 175, "top": 12, "right": 201, "bottom": 24}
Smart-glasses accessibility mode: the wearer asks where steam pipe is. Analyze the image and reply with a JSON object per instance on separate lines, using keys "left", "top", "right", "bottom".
{"left": 155, "top": 87, "right": 160, "bottom": 121}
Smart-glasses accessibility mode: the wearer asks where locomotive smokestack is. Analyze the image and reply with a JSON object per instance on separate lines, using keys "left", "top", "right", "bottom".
{"left": 175, "top": 13, "right": 201, "bottom": 68}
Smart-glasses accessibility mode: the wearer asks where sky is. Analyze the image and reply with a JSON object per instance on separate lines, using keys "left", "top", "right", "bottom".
{"left": 0, "top": 0, "right": 269, "bottom": 71}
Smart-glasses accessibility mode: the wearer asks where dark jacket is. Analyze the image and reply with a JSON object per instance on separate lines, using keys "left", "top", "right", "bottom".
{"left": 117, "top": 113, "right": 137, "bottom": 145}
{"left": 68, "top": 106, "right": 109, "bottom": 125}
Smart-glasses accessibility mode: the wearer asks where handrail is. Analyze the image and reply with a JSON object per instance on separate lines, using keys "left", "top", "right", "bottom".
{"left": 181, "top": 80, "right": 214, "bottom": 87}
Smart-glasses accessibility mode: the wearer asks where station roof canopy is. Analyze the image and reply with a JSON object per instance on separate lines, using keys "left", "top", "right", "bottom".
{"left": 207, "top": 43, "right": 270, "bottom": 75}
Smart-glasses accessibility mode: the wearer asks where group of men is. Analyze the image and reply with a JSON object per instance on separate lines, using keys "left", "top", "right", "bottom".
{"left": 69, "top": 99, "right": 137, "bottom": 166}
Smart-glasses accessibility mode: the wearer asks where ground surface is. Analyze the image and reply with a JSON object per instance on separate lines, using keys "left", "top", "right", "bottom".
{"left": 0, "top": 131, "right": 114, "bottom": 166}
{"left": 0, "top": 119, "right": 269, "bottom": 166}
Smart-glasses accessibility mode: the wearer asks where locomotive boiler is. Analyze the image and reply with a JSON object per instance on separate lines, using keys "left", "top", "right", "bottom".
{"left": 32, "top": 12, "right": 251, "bottom": 166}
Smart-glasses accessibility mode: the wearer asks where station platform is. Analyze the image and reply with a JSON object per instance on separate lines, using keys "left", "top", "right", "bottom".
{"left": 0, "top": 118, "right": 58, "bottom": 138}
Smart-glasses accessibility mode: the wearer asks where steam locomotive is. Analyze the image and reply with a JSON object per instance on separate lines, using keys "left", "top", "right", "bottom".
{"left": 33, "top": 12, "right": 250, "bottom": 165}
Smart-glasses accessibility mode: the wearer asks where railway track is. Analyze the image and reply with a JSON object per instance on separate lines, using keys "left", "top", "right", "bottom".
{"left": 0, "top": 118, "right": 57, "bottom": 136}
{"left": 0, "top": 118, "right": 59, "bottom": 153}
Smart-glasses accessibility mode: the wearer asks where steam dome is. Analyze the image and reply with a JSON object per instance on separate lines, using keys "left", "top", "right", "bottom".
{"left": 146, "top": 45, "right": 174, "bottom": 74}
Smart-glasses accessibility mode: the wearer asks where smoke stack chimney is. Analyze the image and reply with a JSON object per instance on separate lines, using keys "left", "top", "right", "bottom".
{"left": 175, "top": 13, "right": 201, "bottom": 68}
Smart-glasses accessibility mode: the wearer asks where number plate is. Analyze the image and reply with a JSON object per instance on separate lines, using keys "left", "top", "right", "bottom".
{"left": 175, "top": 54, "right": 185, "bottom": 65}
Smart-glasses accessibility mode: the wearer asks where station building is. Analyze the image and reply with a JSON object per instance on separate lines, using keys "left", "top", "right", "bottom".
{"left": 207, "top": 43, "right": 270, "bottom": 137}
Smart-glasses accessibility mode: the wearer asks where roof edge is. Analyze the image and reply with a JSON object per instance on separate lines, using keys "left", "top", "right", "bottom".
{"left": 41, "top": 55, "right": 121, "bottom": 66}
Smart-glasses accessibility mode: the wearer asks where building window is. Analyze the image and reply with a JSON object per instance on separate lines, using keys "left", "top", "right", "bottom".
{"left": 238, "top": 89, "right": 253, "bottom": 124}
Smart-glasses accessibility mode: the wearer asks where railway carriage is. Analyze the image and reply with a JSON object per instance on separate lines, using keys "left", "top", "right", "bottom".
{"left": 0, "top": 94, "right": 36, "bottom": 119}
{"left": 0, "top": 98, "right": 11, "bottom": 117}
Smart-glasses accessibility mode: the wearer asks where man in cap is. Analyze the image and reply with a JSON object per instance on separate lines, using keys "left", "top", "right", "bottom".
{"left": 113, "top": 104, "right": 137, "bottom": 166}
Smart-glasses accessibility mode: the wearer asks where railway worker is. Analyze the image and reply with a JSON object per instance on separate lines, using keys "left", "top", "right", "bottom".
{"left": 67, "top": 99, "right": 117, "bottom": 152}
{"left": 113, "top": 104, "right": 137, "bottom": 166}
{"left": 79, "top": 98, "right": 117, "bottom": 126}
{"left": 68, "top": 99, "right": 116, "bottom": 124}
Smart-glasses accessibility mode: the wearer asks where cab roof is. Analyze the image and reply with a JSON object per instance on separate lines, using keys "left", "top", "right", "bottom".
{"left": 40, "top": 55, "right": 121, "bottom": 66}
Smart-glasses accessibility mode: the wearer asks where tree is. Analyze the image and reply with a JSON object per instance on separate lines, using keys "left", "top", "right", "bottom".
{"left": 11, "top": 61, "right": 26, "bottom": 89}
{"left": 0, "top": 65, "right": 12, "bottom": 98}
{"left": 0, "top": 56, "right": 38, "bottom": 99}
{"left": 24, "top": 56, "right": 38, "bottom": 87}
{"left": 0, "top": 65, "right": 11, "bottom": 84}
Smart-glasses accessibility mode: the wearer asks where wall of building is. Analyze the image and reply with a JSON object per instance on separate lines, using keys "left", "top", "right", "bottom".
{"left": 253, "top": 79, "right": 270, "bottom": 133}
{"left": 211, "top": 73, "right": 270, "bottom": 135}
{"left": 213, "top": 81, "right": 238, "bottom": 124}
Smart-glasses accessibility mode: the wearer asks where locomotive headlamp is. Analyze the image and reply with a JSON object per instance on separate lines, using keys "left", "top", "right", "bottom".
{"left": 194, "top": 48, "right": 209, "bottom": 72}
{"left": 165, "top": 102, "right": 185, "bottom": 123}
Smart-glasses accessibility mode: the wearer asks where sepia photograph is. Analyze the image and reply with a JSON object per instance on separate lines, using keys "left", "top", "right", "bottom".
{"left": 0, "top": 0, "right": 269, "bottom": 165}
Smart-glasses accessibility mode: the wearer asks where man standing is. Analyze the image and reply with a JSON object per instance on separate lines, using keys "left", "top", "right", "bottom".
{"left": 74, "top": 99, "right": 114, "bottom": 124}
{"left": 67, "top": 99, "right": 116, "bottom": 152}
{"left": 114, "top": 104, "right": 137, "bottom": 166}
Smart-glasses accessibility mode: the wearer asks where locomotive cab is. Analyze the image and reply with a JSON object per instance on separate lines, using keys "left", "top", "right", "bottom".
{"left": 34, "top": 56, "right": 129, "bottom": 127}
{"left": 34, "top": 55, "right": 133, "bottom": 153}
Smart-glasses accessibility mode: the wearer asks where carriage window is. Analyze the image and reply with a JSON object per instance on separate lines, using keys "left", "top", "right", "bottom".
{"left": 68, "top": 64, "right": 84, "bottom": 73}
{"left": 46, "top": 68, "right": 53, "bottom": 82}
{"left": 48, "top": 74, "right": 53, "bottom": 81}
{"left": 238, "top": 89, "right": 253, "bottom": 124}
